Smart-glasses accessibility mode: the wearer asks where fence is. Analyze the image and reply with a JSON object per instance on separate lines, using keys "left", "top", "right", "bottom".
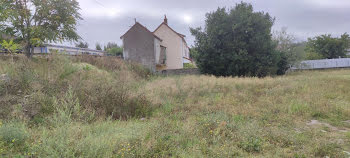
{"left": 292, "top": 58, "right": 350, "bottom": 70}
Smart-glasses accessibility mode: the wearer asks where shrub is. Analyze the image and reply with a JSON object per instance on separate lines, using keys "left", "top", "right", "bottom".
{"left": 314, "top": 143, "right": 345, "bottom": 157}
{"left": 239, "top": 136, "right": 263, "bottom": 153}
{"left": 73, "top": 55, "right": 152, "bottom": 79}
{"left": 74, "top": 75, "right": 154, "bottom": 120}
{"left": 48, "top": 87, "right": 94, "bottom": 126}
{"left": 0, "top": 121, "right": 28, "bottom": 147}
{"left": 183, "top": 63, "right": 196, "bottom": 69}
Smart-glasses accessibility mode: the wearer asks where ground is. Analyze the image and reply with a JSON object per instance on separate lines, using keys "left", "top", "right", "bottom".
{"left": 0, "top": 55, "right": 350, "bottom": 157}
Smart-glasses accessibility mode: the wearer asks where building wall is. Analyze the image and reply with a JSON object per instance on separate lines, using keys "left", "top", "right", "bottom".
{"left": 122, "top": 24, "right": 157, "bottom": 71}
{"left": 154, "top": 24, "right": 184, "bottom": 69}
{"left": 181, "top": 40, "right": 190, "bottom": 64}
{"left": 154, "top": 38, "right": 161, "bottom": 65}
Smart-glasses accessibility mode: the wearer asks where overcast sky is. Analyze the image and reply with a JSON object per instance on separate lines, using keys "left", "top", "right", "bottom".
{"left": 73, "top": 0, "right": 350, "bottom": 49}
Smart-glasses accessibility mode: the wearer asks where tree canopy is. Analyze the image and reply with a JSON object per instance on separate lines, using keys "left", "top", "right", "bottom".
{"left": 273, "top": 28, "right": 305, "bottom": 66}
{"left": 76, "top": 41, "right": 89, "bottom": 48}
{"left": 191, "top": 2, "right": 287, "bottom": 77}
{"left": 104, "top": 42, "right": 123, "bottom": 56}
{"left": 95, "top": 43, "right": 102, "bottom": 50}
{"left": 0, "top": 0, "right": 82, "bottom": 57}
{"left": 305, "top": 33, "right": 350, "bottom": 59}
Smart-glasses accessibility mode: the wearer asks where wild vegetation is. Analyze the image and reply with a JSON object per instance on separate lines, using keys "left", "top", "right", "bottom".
{"left": 104, "top": 42, "right": 124, "bottom": 56}
{"left": 191, "top": 2, "right": 289, "bottom": 77}
{"left": 305, "top": 33, "right": 350, "bottom": 60}
{"left": 1, "top": 54, "right": 350, "bottom": 157}
{"left": 0, "top": 0, "right": 82, "bottom": 57}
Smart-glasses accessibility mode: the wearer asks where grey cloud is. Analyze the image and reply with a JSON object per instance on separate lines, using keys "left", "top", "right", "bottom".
{"left": 74, "top": 0, "right": 350, "bottom": 48}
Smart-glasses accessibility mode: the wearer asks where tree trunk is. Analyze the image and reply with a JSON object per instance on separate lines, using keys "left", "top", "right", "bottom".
{"left": 25, "top": 44, "right": 32, "bottom": 58}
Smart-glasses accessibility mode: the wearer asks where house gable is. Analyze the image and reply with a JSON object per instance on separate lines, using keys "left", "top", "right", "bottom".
{"left": 153, "top": 23, "right": 185, "bottom": 69}
{"left": 121, "top": 22, "right": 162, "bottom": 41}
{"left": 121, "top": 22, "right": 162, "bottom": 71}
{"left": 154, "top": 22, "right": 186, "bottom": 41}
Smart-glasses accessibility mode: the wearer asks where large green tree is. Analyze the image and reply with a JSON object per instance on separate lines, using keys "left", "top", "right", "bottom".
{"left": 305, "top": 33, "right": 350, "bottom": 59}
{"left": 0, "top": 1, "right": 12, "bottom": 40}
{"left": 0, "top": 0, "right": 82, "bottom": 57}
{"left": 191, "top": 2, "right": 286, "bottom": 77}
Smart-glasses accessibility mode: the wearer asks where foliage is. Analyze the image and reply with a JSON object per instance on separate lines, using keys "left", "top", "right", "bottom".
{"left": 189, "top": 47, "right": 199, "bottom": 60}
{"left": 1, "top": 55, "right": 350, "bottom": 157}
{"left": 273, "top": 28, "right": 303, "bottom": 66}
{"left": 0, "top": 1, "right": 11, "bottom": 37}
{"left": 0, "top": 0, "right": 82, "bottom": 57}
{"left": 305, "top": 33, "right": 350, "bottom": 59}
{"left": 190, "top": 2, "right": 286, "bottom": 77}
{"left": 107, "top": 47, "right": 123, "bottom": 56}
{"left": 75, "top": 41, "right": 89, "bottom": 48}
{"left": 1, "top": 39, "right": 21, "bottom": 54}
{"left": 293, "top": 42, "right": 307, "bottom": 60}
{"left": 183, "top": 63, "right": 196, "bottom": 69}
{"left": 0, "top": 55, "right": 154, "bottom": 121}
{"left": 95, "top": 43, "right": 102, "bottom": 50}
{"left": 104, "top": 42, "right": 119, "bottom": 50}
{"left": 0, "top": 121, "right": 28, "bottom": 147}
{"left": 305, "top": 51, "right": 324, "bottom": 60}
{"left": 239, "top": 136, "right": 263, "bottom": 153}
{"left": 104, "top": 42, "right": 123, "bottom": 56}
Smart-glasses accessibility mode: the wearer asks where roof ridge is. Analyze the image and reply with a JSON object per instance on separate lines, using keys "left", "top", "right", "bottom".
{"left": 153, "top": 22, "right": 186, "bottom": 38}
{"left": 120, "top": 22, "right": 162, "bottom": 41}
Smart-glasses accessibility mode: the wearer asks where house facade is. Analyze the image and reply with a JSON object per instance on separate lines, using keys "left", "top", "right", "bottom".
{"left": 121, "top": 16, "right": 190, "bottom": 71}
{"left": 153, "top": 16, "right": 190, "bottom": 70}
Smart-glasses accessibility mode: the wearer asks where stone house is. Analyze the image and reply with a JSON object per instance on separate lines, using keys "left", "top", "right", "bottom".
{"left": 120, "top": 16, "right": 190, "bottom": 72}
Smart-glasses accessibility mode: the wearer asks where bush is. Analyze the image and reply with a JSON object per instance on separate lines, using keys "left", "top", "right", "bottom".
{"left": 0, "top": 121, "right": 28, "bottom": 147}
{"left": 183, "top": 63, "right": 196, "bottom": 69}
{"left": 74, "top": 55, "right": 152, "bottom": 79}
{"left": 239, "top": 136, "right": 263, "bottom": 153}
{"left": 314, "top": 143, "right": 345, "bottom": 157}
{"left": 73, "top": 73, "right": 154, "bottom": 120}
{"left": 48, "top": 87, "right": 95, "bottom": 126}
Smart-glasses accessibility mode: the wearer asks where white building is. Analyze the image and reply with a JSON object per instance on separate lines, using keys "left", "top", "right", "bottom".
{"left": 34, "top": 44, "right": 105, "bottom": 56}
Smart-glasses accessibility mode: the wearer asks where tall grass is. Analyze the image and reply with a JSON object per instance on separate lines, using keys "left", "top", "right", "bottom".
{"left": 0, "top": 55, "right": 155, "bottom": 121}
{"left": 1, "top": 54, "right": 350, "bottom": 157}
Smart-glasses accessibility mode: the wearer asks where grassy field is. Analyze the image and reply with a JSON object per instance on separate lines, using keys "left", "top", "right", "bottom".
{"left": 0, "top": 54, "right": 350, "bottom": 157}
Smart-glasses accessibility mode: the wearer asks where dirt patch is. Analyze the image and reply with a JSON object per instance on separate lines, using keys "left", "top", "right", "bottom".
{"left": 306, "top": 120, "right": 349, "bottom": 133}
{"left": 343, "top": 120, "right": 350, "bottom": 124}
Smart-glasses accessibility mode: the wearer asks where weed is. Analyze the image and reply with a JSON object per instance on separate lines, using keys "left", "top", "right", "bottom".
{"left": 0, "top": 121, "right": 28, "bottom": 147}
{"left": 314, "top": 143, "right": 345, "bottom": 157}
{"left": 1, "top": 55, "right": 350, "bottom": 157}
{"left": 239, "top": 136, "right": 263, "bottom": 153}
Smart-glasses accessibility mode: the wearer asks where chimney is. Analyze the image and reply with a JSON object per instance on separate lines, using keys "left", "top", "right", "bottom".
{"left": 164, "top": 15, "right": 168, "bottom": 25}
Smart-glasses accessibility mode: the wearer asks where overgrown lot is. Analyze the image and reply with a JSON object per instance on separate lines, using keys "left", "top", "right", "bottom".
{"left": 0, "top": 55, "right": 350, "bottom": 157}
